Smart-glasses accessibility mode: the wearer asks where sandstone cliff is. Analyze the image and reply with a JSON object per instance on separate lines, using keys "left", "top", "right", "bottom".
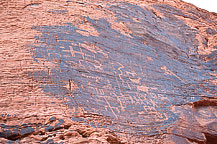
{"left": 0, "top": 0, "right": 217, "bottom": 143}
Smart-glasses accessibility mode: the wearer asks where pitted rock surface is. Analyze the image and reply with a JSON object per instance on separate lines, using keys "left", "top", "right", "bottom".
{"left": 0, "top": 117, "right": 123, "bottom": 143}
{"left": 0, "top": 0, "right": 217, "bottom": 143}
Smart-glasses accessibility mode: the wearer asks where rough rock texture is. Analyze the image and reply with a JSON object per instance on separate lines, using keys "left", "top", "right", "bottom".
{"left": 0, "top": 116, "right": 123, "bottom": 143}
{"left": 0, "top": 0, "right": 217, "bottom": 143}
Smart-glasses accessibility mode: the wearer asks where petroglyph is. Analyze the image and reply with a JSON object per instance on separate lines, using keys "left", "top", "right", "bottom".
{"left": 1, "top": 0, "right": 217, "bottom": 143}
{"left": 26, "top": 0, "right": 217, "bottom": 137}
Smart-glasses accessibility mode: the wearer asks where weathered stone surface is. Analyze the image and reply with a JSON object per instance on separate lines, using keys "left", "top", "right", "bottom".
{"left": 49, "top": 117, "right": 57, "bottom": 122}
{"left": 20, "top": 127, "right": 35, "bottom": 136}
{"left": 206, "top": 28, "right": 217, "bottom": 35}
{"left": 0, "top": 0, "right": 217, "bottom": 143}
{"left": 0, "top": 117, "right": 121, "bottom": 143}
{"left": 45, "top": 126, "right": 54, "bottom": 132}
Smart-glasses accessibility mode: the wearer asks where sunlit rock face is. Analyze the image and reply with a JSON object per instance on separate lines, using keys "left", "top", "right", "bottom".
{"left": 0, "top": 0, "right": 217, "bottom": 143}
{"left": 30, "top": 0, "right": 216, "bottom": 137}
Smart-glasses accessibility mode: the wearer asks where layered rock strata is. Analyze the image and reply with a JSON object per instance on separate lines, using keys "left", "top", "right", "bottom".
{"left": 0, "top": 0, "right": 216, "bottom": 143}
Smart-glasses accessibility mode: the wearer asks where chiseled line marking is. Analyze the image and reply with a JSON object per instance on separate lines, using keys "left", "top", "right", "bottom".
{"left": 104, "top": 97, "right": 118, "bottom": 120}
{"left": 161, "top": 66, "right": 185, "bottom": 82}
{"left": 114, "top": 75, "right": 125, "bottom": 110}
{"left": 117, "top": 63, "right": 124, "bottom": 82}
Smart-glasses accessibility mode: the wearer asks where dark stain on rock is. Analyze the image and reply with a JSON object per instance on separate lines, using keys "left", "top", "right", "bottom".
{"left": 192, "top": 98, "right": 217, "bottom": 108}
{"left": 204, "top": 133, "right": 217, "bottom": 144}
{"left": 20, "top": 127, "right": 35, "bottom": 136}
{"left": 0, "top": 125, "right": 34, "bottom": 141}
{"left": 58, "top": 119, "right": 64, "bottom": 124}
{"left": 22, "top": 3, "right": 41, "bottom": 9}
{"left": 206, "top": 28, "right": 217, "bottom": 35}
{"left": 29, "top": 2, "right": 216, "bottom": 136}
{"left": 45, "top": 126, "right": 54, "bottom": 132}
{"left": 49, "top": 117, "right": 57, "bottom": 123}
{"left": 47, "top": 9, "right": 68, "bottom": 14}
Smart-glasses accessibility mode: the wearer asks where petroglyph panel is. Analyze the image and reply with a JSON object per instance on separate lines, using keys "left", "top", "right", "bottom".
{"left": 29, "top": 2, "right": 216, "bottom": 135}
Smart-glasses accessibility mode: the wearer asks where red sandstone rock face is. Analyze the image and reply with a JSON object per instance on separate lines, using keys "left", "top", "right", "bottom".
{"left": 0, "top": 0, "right": 217, "bottom": 143}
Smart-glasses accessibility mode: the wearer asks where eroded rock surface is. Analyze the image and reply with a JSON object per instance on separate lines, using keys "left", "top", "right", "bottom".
{"left": 0, "top": 0, "right": 217, "bottom": 143}
{"left": 0, "top": 116, "right": 123, "bottom": 143}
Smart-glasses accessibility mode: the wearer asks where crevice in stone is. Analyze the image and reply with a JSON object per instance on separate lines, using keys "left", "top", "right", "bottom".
{"left": 204, "top": 133, "right": 217, "bottom": 144}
